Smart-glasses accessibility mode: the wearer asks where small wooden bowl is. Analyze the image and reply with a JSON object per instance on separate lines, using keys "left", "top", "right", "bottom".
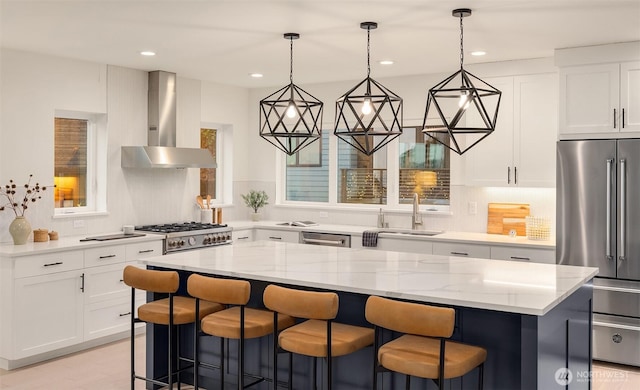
{"left": 33, "top": 229, "right": 49, "bottom": 242}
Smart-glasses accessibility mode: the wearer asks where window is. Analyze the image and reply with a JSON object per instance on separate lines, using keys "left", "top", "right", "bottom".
{"left": 285, "top": 130, "right": 329, "bottom": 202}
{"left": 200, "top": 128, "right": 217, "bottom": 198}
{"left": 54, "top": 111, "right": 106, "bottom": 215}
{"left": 337, "top": 133, "right": 387, "bottom": 204}
{"left": 398, "top": 127, "right": 450, "bottom": 206}
{"left": 281, "top": 126, "right": 450, "bottom": 210}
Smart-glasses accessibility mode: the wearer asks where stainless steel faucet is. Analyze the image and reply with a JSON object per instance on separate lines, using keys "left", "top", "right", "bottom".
{"left": 412, "top": 193, "right": 423, "bottom": 230}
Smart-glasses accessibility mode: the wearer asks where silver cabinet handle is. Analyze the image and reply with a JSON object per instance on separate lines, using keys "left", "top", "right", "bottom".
{"left": 450, "top": 251, "right": 469, "bottom": 256}
{"left": 622, "top": 108, "right": 626, "bottom": 128}
{"left": 138, "top": 249, "right": 154, "bottom": 254}
{"left": 303, "top": 238, "right": 344, "bottom": 246}
{"left": 237, "top": 236, "right": 250, "bottom": 240}
{"left": 510, "top": 256, "right": 530, "bottom": 261}
{"left": 507, "top": 166, "right": 511, "bottom": 184}
{"left": 620, "top": 158, "right": 626, "bottom": 261}
{"left": 514, "top": 166, "right": 518, "bottom": 185}
{"left": 268, "top": 236, "right": 282, "bottom": 240}
{"left": 43, "top": 261, "right": 63, "bottom": 267}
{"left": 99, "top": 254, "right": 116, "bottom": 259}
{"left": 606, "top": 159, "right": 613, "bottom": 260}
{"left": 614, "top": 108, "right": 617, "bottom": 128}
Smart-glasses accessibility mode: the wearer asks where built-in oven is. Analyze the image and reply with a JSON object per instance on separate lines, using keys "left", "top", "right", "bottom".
{"left": 135, "top": 222, "right": 233, "bottom": 254}
{"left": 299, "top": 231, "right": 351, "bottom": 248}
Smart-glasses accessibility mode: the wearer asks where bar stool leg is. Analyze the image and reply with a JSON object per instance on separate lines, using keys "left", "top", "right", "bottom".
{"left": 288, "top": 353, "right": 293, "bottom": 390}
{"left": 478, "top": 363, "right": 485, "bottom": 390}
{"left": 130, "top": 289, "right": 135, "bottom": 390}
{"left": 272, "top": 313, "right": 278, "bottom": 390}
{"left": 220, "top": 337, "right": 225, "bottom": 390}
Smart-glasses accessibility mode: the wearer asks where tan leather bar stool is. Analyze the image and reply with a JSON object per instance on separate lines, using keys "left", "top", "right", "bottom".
{"left": 365, "top": 295, "right": 487, "bottom": 390}
{"left": 187, "top": 274, "right": 295, "bottom": 389}
{"left": 122, "top": 265, "right": 223, "bottom": 390}
{"left": 263, "top": 284, "right": 374, "bottom": 390}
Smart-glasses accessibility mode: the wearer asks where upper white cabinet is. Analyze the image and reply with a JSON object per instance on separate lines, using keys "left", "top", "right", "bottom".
{"left": 559, "top": 61, "right": 640, "bottom": 136}
{"left": 466, "top": 73, "right": 557, "bottom": 187}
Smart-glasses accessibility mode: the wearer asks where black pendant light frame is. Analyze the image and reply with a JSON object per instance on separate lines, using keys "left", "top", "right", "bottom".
{"left": 260, "top": 33, "right": 324, "bottom": 156}
{"left": 422, "top": 8, "right": 501, "bottom": 155}
{"left": 334, "top": 22, "right": 403, "bottom": 156}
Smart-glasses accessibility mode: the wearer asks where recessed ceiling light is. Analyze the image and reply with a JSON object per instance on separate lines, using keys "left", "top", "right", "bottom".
{"left": 471, "top": 51, "right": 486, "bottom": 56}
{"left": 140, "top": 51, "right": 156, "bottom": 56}
{"left": 379, "top": 60, "right": 394, "bottom": 65}
{"left": 250, "top": 73, "right": 263, "bottom": 78}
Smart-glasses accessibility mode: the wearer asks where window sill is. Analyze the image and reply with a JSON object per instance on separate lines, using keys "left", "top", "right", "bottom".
{"left": 53, "top": 210, "right": 109, "bottom": 219}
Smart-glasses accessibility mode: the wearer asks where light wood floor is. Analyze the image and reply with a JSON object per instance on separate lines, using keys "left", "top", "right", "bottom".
{"left": 1, "top": 335, "right": 639, "bottom": 389}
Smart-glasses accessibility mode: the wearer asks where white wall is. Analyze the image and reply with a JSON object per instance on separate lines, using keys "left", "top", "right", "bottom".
{"left": 0, "top": 48, "right": 557, "bottom": 241}
{"left": 244, "top": 57, "right": 557, "bottom": 232}
{"left": 0, "top": 49, "right": 250, "bottom": 241}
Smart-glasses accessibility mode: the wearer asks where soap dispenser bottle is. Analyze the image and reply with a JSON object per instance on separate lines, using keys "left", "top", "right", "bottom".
{"left": 377, "top": 208, "right": 385, "bottom": 228}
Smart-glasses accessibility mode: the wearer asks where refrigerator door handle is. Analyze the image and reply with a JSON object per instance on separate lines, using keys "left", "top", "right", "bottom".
{"left": 620, "top": 158, "right": 626, "bottom": 261}
{"left": 606, "top": 158, "right": 614, "bottom": 260}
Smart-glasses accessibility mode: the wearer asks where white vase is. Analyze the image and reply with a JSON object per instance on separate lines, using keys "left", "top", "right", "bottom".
{"left": 9, "top": 216, "right": 31, "bottom": 245}
{"left": 251, "top": 212, "right": 262, "bottom": 222}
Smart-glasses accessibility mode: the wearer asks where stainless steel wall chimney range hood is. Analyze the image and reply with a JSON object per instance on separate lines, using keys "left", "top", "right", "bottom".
{"left": 121, "top": 71, "right": 217, "bottom": 169}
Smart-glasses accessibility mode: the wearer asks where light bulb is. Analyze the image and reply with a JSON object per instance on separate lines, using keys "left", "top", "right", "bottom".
{"left": 286, "top": 104, "right": 297, "bottom": 119}
{"left": 361, "top": 98, "right": 372, "bottom": 115}
{"left": 458, "top": 89, "right": 470, "bottom": 109}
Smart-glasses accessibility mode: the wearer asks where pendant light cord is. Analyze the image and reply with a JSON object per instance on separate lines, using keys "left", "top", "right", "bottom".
{"left": 459, "top": 14, "right": 464, "bottom": 70}
{"left": 289, "top": 36, "right": 294, "bottom": 83}
{"left": 367, "top": 26, "right": 371, "bottom": 78}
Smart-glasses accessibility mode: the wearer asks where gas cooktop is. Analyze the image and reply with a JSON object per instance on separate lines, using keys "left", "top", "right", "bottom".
{"left": 135, "top": 222, "right": 233, "bottom": 253}
{"left": 135, "top": 222, "right": 228, "bottom": 234}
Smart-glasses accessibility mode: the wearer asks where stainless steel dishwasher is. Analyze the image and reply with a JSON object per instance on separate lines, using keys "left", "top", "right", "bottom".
{"left": 299, "top": 231, "right": 351, "bottom": 247}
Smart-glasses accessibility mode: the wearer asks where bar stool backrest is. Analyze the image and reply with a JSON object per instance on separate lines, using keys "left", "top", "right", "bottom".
{"left": 263, "top": 285, "right": 338, "bottom": 320}
{"left": 123, "top": 265, "right": 179, "bottom": 293}
{"left": 365, "top": 295, "right": 455, "bottom": 338}
{"left": 187, "top": 274, "right": 250, "bottom": 305}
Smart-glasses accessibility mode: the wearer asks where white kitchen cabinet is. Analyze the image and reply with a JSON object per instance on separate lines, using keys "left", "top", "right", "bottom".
{"left": 490, "top": 246, "right": 555, "bottom": 264}
{"left": 466, "top": 73, "right": 557, "bottom": 187}
{"left": 0, "top": 237, "right": 163, "bottom": 369}
{"left": 432, "top": 241, "right": 491, "bottom": 259}
{"left": 13, "top": 269, "right": 84, "bottom": 359}
{"left": 232, "top": 229, "right": 254, "bottom": 243}
{"left": 254, "top": 229, "right": 299, "bottom": 243}
{"left": 375, "top": 237, "right": 433, "bottom": 254}
{"left": 559, "top": 61, "right": 640, "bottom": 135}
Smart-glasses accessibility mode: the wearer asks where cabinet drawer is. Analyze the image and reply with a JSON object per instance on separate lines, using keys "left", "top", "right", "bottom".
{"left": 85, "top": 246, "right": 126, "bottom": 268}
{"left": 233, "top": 229, "right": 254, "bottom": 243}
{"left": 125, "top": 241, "right": 163, "bottom": 261}
{"left": 593, "top": 315, "right": 640, "bottom": 366}
{"left": 432, "top": 242, "right": 490, "bottom": 259}
{"left": 254, "top": 229, "right": 299, "bottom": 243}
{"left": 14, "top": 251, "right": 84, "bottom": 278}
{"left": 490, "top": 246, "right": 555, "bottom": 264}
{"left": 84, "top": 296, "right": 145, "bottom": 340}
{"left": 84, "top": 263, "right": 129, "bottom": 304}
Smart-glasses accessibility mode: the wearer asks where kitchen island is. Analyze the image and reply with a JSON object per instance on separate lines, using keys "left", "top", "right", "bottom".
{"left": 142, "top": 240, "right": 597, "bottom": 390}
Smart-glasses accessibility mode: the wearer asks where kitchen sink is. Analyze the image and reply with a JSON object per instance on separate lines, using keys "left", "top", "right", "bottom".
{"left": 377, "top": 229, "right": 444, "bottom": 237}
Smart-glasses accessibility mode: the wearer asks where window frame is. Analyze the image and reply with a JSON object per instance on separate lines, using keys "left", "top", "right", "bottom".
{"left": 276, "top": 121, "right": 451, "bottom": 213}
{"left": 53, "top": 110, "right": 107, "bottom": 217}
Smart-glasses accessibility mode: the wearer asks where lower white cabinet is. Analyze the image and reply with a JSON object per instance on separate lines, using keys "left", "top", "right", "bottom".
{"left": 375, "top": 237, "right": 433, "bottom": 254}
{"left": 232, "top": 229, "right": 254, "bottom": 243}
{"left": 432, "top": 242, "right": 491, "bottom": 259}
{"left": 0, "top": 238, "right": 163, "bottom": 368}
{"left": 490, "top": 246, "right": 555, "bottom": 264}
{"left": 13, "top": 269, "right": 84, "bottom": 359}
{"left": 254, "top": 229, "right": 299, "bottom": 243}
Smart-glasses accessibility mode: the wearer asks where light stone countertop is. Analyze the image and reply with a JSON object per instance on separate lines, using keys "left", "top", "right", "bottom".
{"left": 142, "top": 240, "right": 594, "bottom": 316}
{"left": 227, "top": 221, "right": 556, "bottom": 249}
{"left": 0, "top": 232, "right": 164, "bottom": 257}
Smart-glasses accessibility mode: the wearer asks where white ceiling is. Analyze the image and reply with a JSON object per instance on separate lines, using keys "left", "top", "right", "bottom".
{"left": 1, "top": 0, "right": 639, "bottom": 88}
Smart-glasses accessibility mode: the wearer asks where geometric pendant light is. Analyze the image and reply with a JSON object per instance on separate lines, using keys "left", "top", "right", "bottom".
{"left": 422, "top": 9, "right": 501, "bottom": 155}
{"left": 335, "top": 22, "right": 403, "bottom": 156}
{"left": 260, "top": 33, "right": 324, "bottom": 155}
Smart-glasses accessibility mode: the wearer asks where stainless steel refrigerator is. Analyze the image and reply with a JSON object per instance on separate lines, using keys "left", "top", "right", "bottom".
{"left": 557, "top": 139, "right": 640, "bottom": 367}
